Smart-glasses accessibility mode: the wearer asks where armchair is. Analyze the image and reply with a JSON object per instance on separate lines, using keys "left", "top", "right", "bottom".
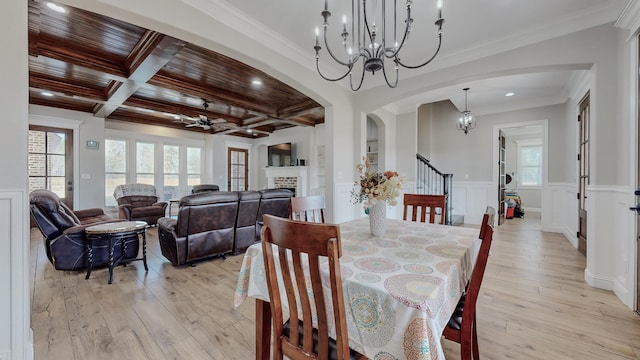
{"left": 113, "top": 184, "right": 168, "bottom": 225}
{"left": 29, "top": 189, "right": 138, "bottom": 271}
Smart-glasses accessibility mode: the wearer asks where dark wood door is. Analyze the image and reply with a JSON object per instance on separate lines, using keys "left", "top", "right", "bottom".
{"left": 498, "top": 130, "right": 506, "bottom": 225}
{"left": 578, "top": 92, "right": 590, "bottom": 256}
{"left": 228, "top": 147, "right": 248, "bottom": 191}
{"left": 28, "top": 125, "right": 74, "bottom": 209}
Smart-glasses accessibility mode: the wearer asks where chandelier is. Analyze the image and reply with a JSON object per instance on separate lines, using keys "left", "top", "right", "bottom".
{"left": 314, "top": 0, "right": 445, "bottom": 91}
{"left": 458, "top": 87, "right": 475, "bottom": 135}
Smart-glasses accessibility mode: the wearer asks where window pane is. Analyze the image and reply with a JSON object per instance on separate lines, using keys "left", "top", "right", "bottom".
{"left": 29, "top": 130, "right": 45, "bottom": 153}
{"left": 105, "top": 173, "right": 126, "bottom": 206}
{"left": 28, "top": 154, "right": 45, "bottom": 176}
{"left": 164, "top": 145, "right": 179, "bottom": 173}
{"left": 521, "top": 146, "right": 541, "bottom": 166}
{"left": 239, "top": 152, "right": 245, "bottom": 165}
{"left": 47, "top": 154, "right": 65, "bottom": 176}
{"left": 29, "top": 177, "right": 45, "bottom": 193}
{"left": 47, "top": 132, "right": 66, "bottom": 154}
{"left": 105, "top": 140, "right": 126, "bottom": 173}
{"left": 136, "top": 174, "right": 154, "bottom": 185}
{"left": 47, "top": 177, "right": 65, "bottom": 198}
{"left": 521, "top": 167, "right": 541, "bottom": 186}
{"left": 187, "top": 175, "right": 201, "bottom": 186}
{"left": 187, "top": 147, "right": 201, "bottom": 174}
{"left": 137, "top": 142, "right": 155, "bottom": 173}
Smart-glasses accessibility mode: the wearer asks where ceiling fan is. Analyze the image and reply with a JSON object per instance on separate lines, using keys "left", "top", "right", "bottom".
{"left": 178, "top": 100, "right": 225, "bottom": 130}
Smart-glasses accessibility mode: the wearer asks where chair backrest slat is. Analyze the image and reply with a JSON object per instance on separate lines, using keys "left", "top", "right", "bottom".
{"left": 261, "top": 214, "right": 350, "bottom": 360}
{"left": 403, "top": 194, "right": 447, "bottom": 224}
{"left": 290, "top": 195, "right": 326, "bottom": 223}
{"left": 479, "top": 206, "right": 496, "bottom": 240}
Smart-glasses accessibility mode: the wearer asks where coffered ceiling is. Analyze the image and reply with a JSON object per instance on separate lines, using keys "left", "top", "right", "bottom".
{"left": 28, "top": 0, "right": 324, "bottom": 138}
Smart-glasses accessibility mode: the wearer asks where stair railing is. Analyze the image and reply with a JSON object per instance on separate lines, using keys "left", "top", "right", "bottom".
{"left": 416, "top": 154, "right": 453, "bottom": 225}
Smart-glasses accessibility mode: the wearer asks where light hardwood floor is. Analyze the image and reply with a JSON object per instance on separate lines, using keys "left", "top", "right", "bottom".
{"left": 31, "top": 213, "right": 640, "bottom": 359}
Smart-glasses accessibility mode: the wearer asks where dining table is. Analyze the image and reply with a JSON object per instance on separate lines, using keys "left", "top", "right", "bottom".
{"left": 234, "top": 216, "right": 481, "bottom": 360}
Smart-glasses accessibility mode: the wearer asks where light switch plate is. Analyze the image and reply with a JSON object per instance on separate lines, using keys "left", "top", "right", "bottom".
{"left": 81, "top": 173, "right": 91, "bottom": 179}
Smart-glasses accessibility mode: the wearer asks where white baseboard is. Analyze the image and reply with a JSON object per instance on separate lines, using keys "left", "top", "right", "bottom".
{"left": 584, "top": 268, "right": 614, "bottom": 291}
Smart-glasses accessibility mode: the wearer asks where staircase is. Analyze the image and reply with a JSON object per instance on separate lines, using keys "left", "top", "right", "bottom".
{"left": 415, "top": 154, "right": 463, "bottom": 225}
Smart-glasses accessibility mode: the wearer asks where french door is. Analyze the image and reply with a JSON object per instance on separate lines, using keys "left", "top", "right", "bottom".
{"left": 498, "top": 130, "right": 506, "bottom": 225}
{"left": 578, "top": 92, "right": 590, "bottom": 256}
{"left": 28, "top": 125, "right": 74, "bottom": 208}
{"left": 228, "top": 147, "right": 248, "bottom": 191}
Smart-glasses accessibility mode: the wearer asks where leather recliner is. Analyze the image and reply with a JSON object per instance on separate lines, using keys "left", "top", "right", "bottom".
{"left": 113, "top": 184, "right": 168, "bottom": 225}
{"left": 254, "top": 188, "right": 293, "bottom": 242}
{"left": 29, "top": 189, "right": 138, "bottom": 271}
{"left": 156, "top": 189, "right": 293, "bottom": 265}
{"left": 191, "top": 184, "right": 220, "bottom": 193}
{"left": 233, "top": 190, "right": 261, "bottom": 255}
{"left": 157, "top": 191, "right": 239, "bottom": 266}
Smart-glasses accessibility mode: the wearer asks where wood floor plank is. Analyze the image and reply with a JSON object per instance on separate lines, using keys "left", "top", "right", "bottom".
{"left": 30, "top": 212, "right": 640, "bottom": 359}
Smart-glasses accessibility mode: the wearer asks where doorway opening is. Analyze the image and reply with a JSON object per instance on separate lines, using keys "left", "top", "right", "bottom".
{"left": 493, "top": 120, "right": 548, "bottom": 230}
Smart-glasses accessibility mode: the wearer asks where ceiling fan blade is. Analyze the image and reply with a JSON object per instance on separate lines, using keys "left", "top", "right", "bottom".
{"left": 185, "top": 123, "right": 198, "bottom": 127}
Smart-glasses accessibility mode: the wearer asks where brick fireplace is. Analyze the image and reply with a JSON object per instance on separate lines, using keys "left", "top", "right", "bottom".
{"left": 265, "top": 166, "right": 309, "bottom": 197}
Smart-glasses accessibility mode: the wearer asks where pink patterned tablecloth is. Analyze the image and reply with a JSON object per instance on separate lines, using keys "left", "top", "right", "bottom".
{"left": 234, "top": 217, "right": 480, "bottom": 360}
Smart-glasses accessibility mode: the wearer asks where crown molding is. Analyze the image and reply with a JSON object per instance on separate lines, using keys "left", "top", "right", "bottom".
{"left": 615, "top": 0, "right": 640, "bottom": 33}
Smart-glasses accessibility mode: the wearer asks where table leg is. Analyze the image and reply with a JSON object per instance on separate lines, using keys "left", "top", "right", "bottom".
{"left": 122, "top": 234, "right": 128, "bottom": 267}
{"left": 141, "top": 229, "right": 148, "bottom": 271}
{"left": 108, "top": 237, "right": 114, "bottom": 284}
{"left": 85, "top": 238, "right": 93, "bottom": 280}
{"left": 256, "top": 299, "right": 271, "bottom": 360}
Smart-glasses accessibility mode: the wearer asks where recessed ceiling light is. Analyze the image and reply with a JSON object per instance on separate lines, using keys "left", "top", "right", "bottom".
{"left": 247, "top": 129, "right": 253, "bottom": 133}
{"left": 41, "top": 91, "right": 54, "bottom": 97}
{"left": 46, "top": 2, "right": 67, "bottom": 13}
{"left": 251, "top": 79, "right": 263, "bottom": 86}
{"left": 505, "top": 92, "right": 515, "bottom": 97}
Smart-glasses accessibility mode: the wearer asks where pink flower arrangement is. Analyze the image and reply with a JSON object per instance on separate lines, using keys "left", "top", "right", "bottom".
{"left": 351, "top": 157, "right": 405, "bottom": 208}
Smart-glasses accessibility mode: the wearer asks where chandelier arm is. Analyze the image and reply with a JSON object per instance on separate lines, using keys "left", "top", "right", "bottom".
{"left": 315, "top": 58, "right": 354, "bottom": 82}
{"left": 322, "top": 27, "right": 358, "bottom": 67}
{"left": 362, "top": 2, "right": 377, "bottom": 56}
{"left": 381, "top": 59, "right": 399, "bottom": 88}
{"left": 382, "top": 4, "right": 412, "bottom": 59}
{"left": 349, "top": 64, "right": 367, "bottom": 91}
{"left": 395, "top": 33, "right": 442, "bottom": 69}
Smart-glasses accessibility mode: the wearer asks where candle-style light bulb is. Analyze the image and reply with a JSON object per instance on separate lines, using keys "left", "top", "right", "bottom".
{"left": 437, "top": 0, "right": 443, "bottom": 18}
{"left": 324, "top": 0, "right": 328, "bottom": 11}
{"left": 315, "top": 27, "right": 319, "bottom": 46}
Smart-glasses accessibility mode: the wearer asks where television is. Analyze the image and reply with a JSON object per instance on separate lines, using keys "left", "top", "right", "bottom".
{"left": 268, "top": 142, "right": 293, "bottom": 167}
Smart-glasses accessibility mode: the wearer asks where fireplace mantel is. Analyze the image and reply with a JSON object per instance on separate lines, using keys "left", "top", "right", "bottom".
{"left": 265, "top": 166, "right": 309, "bottom": 197}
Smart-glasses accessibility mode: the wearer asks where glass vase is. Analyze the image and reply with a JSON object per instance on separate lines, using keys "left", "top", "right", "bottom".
{"left": 369, "top": 201, "right": 387, "bottom": 237}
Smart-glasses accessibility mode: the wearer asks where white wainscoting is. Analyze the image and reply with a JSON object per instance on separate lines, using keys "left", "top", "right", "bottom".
{"left": 0, "top": 190, "right": 32, "bottom": 360}
{"left": 543, "top": 182, "right": 578, "bottom": 246}
{"left": 451, "top": 182, "right": 493, "bottom": 225}
{"left": 584, "top": 186, "right": 636, "bottom": 309}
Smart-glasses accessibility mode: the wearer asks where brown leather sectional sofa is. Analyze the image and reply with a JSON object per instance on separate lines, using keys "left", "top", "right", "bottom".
{"left": 157, "top": 188, "right": 292, "bottom": 266}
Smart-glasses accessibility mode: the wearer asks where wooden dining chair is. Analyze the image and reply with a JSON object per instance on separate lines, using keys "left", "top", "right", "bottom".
{"left": 290, "top": 195, "right": 326, "bottom": 223}
{"left": 443, "top": 225, "right": 494, "bottom": 360}
{"left": 261, "top": 214, "right": 366, "bottom": 360}
{"left": 478, "top": 206, "right": 496, "bottom": 240}
{"left": 403, "top": 194, "right": 447, "bottom": 224}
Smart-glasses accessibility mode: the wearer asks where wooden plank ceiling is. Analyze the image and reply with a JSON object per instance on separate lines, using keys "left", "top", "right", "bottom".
{"left": 28, "top": 0, "right": 324, "bottom": 138}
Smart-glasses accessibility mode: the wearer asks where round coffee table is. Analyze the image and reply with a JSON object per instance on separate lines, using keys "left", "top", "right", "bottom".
{"left": 85, "top": 220, "right": 148, "bottom": 284}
